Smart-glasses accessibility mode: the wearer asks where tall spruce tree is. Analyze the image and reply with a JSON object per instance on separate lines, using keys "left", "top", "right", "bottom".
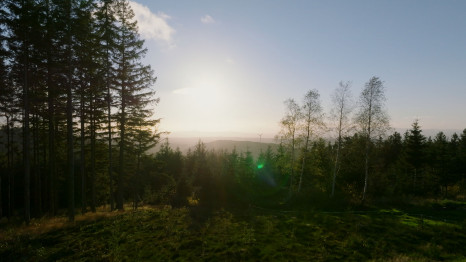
{"left": 459, "top": 129, "right": 466, "bottom": 196}
{"left": 0, "top": 1, "right": 10, "bottom": 218}
{"left": 128, "top": 109, "right": 161, "bottom": 209}
{"left": 87, "top": 7, "right": 108, "bottom": 212}
{"left": 432, "top": 132, "right": 450, "bottom": 197}
{"left": 405, "top": 119, "right": 426, "bottom": 193}
{"left": 112, "top": 0, "right": 157, "bottom": 210}
{"left": 5, "top": 0, "right": 38, "bottom": 223}
{"left": 63, "top": 0, "right": 75, "bottom": 222}
{"left": 73, "top": 0, "right": 101, "bottom": 213}
{"left": 95, "top": 0, "right": 117, "bottom": 211}
{"left": 44, "top": 0, "right": 58, "bottom": 216}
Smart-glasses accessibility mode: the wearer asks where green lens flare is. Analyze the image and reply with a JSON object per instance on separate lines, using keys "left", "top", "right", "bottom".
{"left": 257, "top": 164, "right": 264, "bottom": 169}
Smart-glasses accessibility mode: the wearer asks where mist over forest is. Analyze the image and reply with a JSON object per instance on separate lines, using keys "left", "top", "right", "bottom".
{"left": 0, "top": 0, "right": 465, "bottom": 261}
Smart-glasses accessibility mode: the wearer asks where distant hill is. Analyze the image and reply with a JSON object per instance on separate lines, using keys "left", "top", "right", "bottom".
{"left": 148, "top": 127, "right": 466, "bottom": 157}
{"left": 203, "top": 140, "right": 278, "bottom": 159}
{"left": 149, "top": 137, "right": 277, "bottom": 158}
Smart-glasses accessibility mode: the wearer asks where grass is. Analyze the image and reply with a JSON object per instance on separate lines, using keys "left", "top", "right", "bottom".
{"left": 0, "top": 201, "right": 465, "bottom": 261}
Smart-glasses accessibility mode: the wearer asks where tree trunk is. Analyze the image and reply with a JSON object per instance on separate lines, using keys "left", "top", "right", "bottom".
{"left": 80, "top": 92, "right": 86, "bottom": 214}
{"left": 106, "top": 40, "right": 114, "bottom": 211}
{"left": 24, "top": 42, "right": 31, "bottom": 224}
{"left": 331, "top": 136, "right": 342, "bottom": 197}
{"left": 117, "top": 102, "right": 125, "bottom": 210}
{"left": 298, "top": 151, "right": 306, "bottom": 193}
{"left": 289, "top": 130, "right": 295, "bottom": 194}
{"left": 47, "top": 91, "right": 56, "bottom": 216}
{"left": 331, "top": 99, "right": 345, "bottom": 198}
{"left": 0, "top": 142, "right": 2, "bottom": 218}
{"left": 41, "top": 121, "right": 47, "bottom": 215}
{"left": 8, "top": 119, "right": 15, "bottom": 218}
{"left": 116, "top": 32, "right": 127, "bottom": 211}
{"left": 67, "top": 74, "right": 75, "bottom": 222}
{"left": 66, "top": 72, "right": 75, "bottom": 222}
{"left": 134, "top": 141, "right": 142, "bottom": 210}
{"left": 362, "top": 141, "right": 369, "bottom": 202}
{"left": 33, "top": 114, "right": 42, "bottom": 216}
{"left": 66, "top": 0, "right": 75, "bottom": 222}
{"left": 90, "top": 102, "right": 96, "bottom": 212}
{"left": 107, "top": 88, "right": 114, "bottom": 211}
{"left": 46, "top": 0, "right": 56, "bottom": 216}
{"left": 299, "top": 126, "right": 310, "bottom": 193}
{"left": 6, "top": 115, "right": 11, "bottom": 218}
{"left": 362, "top": 103, "right": 372, "bottom": 203}
{"left": 361, "top": 83, "right": 375, "bottom": 203}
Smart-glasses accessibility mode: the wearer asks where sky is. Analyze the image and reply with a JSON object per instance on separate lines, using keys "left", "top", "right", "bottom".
{"left": 129, "top": 0, "right": 466, "bottom": 138}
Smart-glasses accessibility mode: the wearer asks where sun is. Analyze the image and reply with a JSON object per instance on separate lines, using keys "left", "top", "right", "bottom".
{"left": 170, "top": 66, "right": 233, "bottom": 132}
{"left": 174, "top": 78, "right": 226, "bottom": 112}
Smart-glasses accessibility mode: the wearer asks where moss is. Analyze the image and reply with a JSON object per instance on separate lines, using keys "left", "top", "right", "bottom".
{"left": 0, "top": 204, "right": 465, "bottom": 261}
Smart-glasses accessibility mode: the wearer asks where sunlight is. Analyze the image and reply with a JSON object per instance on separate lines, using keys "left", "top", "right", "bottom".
{"left": 171, "top": 64, "right": 232, "bottom": 132}
{"left": 184, "top": 82, "right": 225, "bottom": 110}
{"left": 176, "top": 82, "right": 226, "bottom": 113}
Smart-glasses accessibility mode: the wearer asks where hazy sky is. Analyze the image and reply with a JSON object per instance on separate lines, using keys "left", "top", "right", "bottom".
{"left": 129, "top": 0, "right": 466, "bottom": 138}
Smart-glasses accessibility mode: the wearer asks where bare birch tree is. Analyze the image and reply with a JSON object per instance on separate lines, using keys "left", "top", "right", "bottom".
{"left": 355, "top": 77, "right": 389, "bottom": 202}
{"left": 330, "top": 81, "right": 354, "bottom": 197}
{"left": 298, "top": 89, "right": 324, "bottom": 193}
{"left": 279, "top": 99, "right": 302, "bottom": 193}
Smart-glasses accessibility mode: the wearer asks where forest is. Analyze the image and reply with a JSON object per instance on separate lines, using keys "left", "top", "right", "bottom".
{"left": 0, "top": 0, "right": 159, "bottom": 222}
{"left": 0, "top": 0, "right": 465, "bottom": 261}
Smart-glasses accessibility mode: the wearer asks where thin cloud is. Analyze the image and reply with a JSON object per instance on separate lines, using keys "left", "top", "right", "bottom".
{"left": 129, "top": 1, "right": 175, "bottom": 46}
{"left": 201, "top": 15, "right": 215, "bottom": 24}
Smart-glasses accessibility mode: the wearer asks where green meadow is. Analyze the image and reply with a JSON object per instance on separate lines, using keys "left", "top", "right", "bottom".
{"left": 1, "top": 200, "right": 465, "bottom": 261}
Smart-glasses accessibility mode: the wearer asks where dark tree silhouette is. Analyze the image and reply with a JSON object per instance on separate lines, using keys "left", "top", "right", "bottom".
{"left": 405, "top": 119, "right": 426, "bottom": 193}
{"left": 112, "top": 0, "right": 157, "bottom": 210}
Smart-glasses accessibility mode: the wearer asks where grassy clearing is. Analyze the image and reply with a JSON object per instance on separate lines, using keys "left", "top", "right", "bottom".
{"left": 0, "top": 202, "right": 465, "bottom": 261}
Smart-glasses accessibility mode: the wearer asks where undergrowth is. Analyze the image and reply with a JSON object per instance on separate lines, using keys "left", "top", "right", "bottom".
{"left": 0, "top": 202, "right": 465, "bottom": 261}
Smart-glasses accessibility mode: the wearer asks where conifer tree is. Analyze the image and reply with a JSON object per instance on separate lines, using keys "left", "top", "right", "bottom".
{"left": 432, "top": 132, "right": 450, "bottom": 197}
{"left": 0, "top": 2, "right": 10, "bottom": 218}
{"left": 63, "top": 0, "right": 75, "bottom": 222}
{"left": 95, "top": 0, "right": 117, "bottom": 211}
{"left": 43, "top": 0, "right": 59, "bottom": 216}
{"left": 112, "top": 0, "right": 157, "bottom": 210}
{"left": 5, "top": 0, "right": 37, "bottom": 223}
{"left": 128, "top": 113, "right": 161, "bottom": 209}
{"left": 405, "top": 119, "right": 426, "bottom": 193}
{"left": 459, "top": 129, "right": 466, "bottom": 196}
{"left": 73, "top": 0, "right": 103, "bottom": 213}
